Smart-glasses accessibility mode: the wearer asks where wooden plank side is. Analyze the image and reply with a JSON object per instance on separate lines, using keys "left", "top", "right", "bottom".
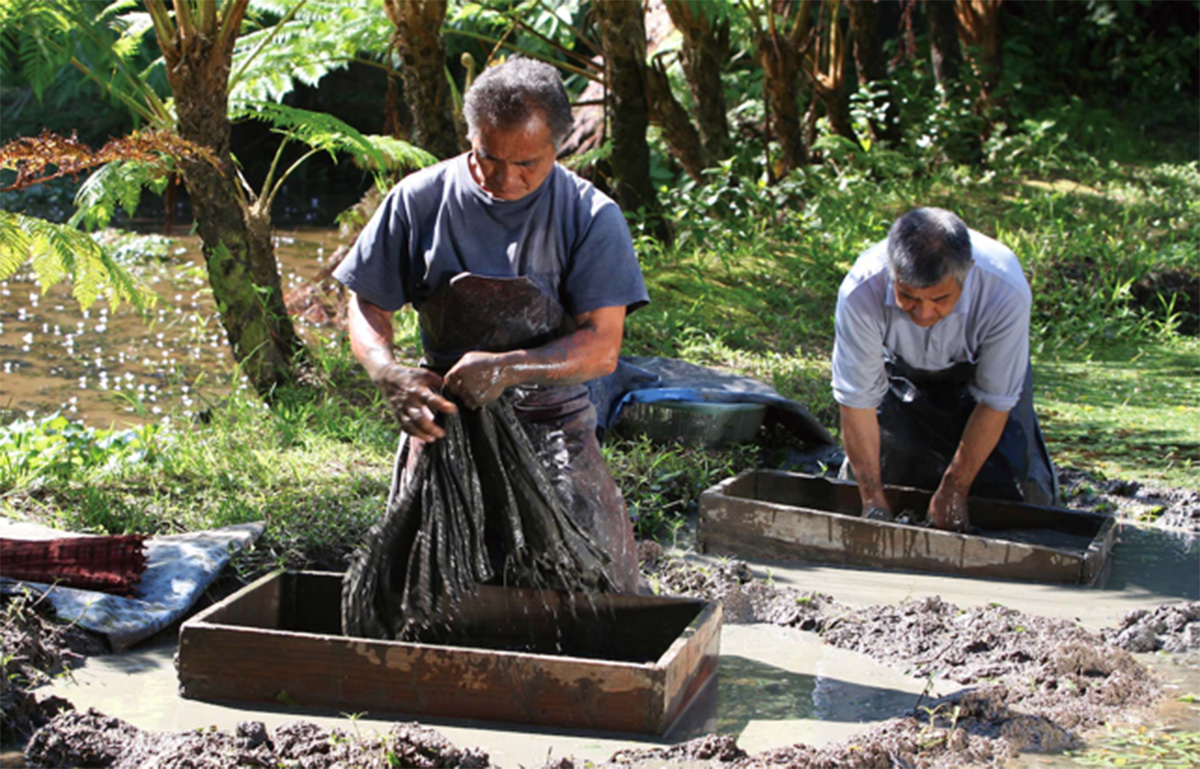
{"left": 658, "top": 602, "right": 722, "bottom": 733}
{"left": 1081, "top": 515, "right": 1119, "bottom": 585}
{"left": 700, "top": 493, "right": 1084, "bottom": 583}
{"left": 191, "top": 570, "right": 284, "bottom": 629}
{"left": 179, "top": 622, "right": 667, "bottom": 733}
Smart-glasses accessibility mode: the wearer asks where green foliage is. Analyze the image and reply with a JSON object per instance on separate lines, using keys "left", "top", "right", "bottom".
{"left": 232, "top": 0, "right": 391, "bottom": 104}
{"left": 603, "top": 435, "right": 756, "bottom": 541}
{"left": 0, "top": 413, "right": 163, "bottom": 491}
{"left": 0, "top": 210, "right": 153, "bottom": 310}
{"left": 1066, "top": 727, "right": 1200, "bottom": 768}
{"left": 68, "top": 160, "right": 169, "bottom": 231}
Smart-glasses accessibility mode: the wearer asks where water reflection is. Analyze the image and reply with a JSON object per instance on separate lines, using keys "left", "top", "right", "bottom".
{"left": 1098, "top": 522, "right": 1200, "bottom": 599}
{"left": 0, "top": 228, "right": 343, "bottom": 427}
{"left": 714, "top": 655, "right": 918, "bottom": 734}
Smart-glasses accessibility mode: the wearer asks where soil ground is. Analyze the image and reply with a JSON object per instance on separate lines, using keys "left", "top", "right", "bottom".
{"left": 3, "top": 467, "right": 1198, "bottom": 768}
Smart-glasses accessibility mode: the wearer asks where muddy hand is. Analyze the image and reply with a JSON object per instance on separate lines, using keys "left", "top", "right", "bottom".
{"left": 372, "top": 363, "right": 457, "bottom": 441}
{"left": 928, "top": 484, "right": 969, "bottom": 532}
{"left": 863, "top": 505, "right": 895, "bottom": 522}
{"left": 443, "top": 351, "right": 514, "bottom": 409}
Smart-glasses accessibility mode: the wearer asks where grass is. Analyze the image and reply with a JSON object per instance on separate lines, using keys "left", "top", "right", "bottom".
{"left": 1, "top": 111, "right": 1197, "bottom": 565}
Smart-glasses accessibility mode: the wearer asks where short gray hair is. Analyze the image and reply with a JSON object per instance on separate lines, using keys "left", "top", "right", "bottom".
{"left": 885, "top": 207, "right": 973, "bottom": 287}
{"left": 462, "top": 57, "right": 574, "bottom": 149}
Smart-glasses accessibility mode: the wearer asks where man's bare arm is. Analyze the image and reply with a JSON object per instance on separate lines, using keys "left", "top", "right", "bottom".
{"left": 928, "top": 402, "right": 1010, "bottom": 530}
{"left": 443, "top": 305, "right": 626, "bottom": 409}
{"left": 839, "top": 405, "right": 890, "bottom": 515}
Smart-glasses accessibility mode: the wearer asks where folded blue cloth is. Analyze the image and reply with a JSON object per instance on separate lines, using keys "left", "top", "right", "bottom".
{"left": 0, "top": 520, "right": 263, "bottom": 650}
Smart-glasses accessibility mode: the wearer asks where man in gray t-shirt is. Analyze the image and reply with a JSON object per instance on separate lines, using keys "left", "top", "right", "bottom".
{"left": 333, "top": 58, "right": 648, "bottom": 591}
{"left": 832, "top": 208, "right": 1056, "bottom": 531}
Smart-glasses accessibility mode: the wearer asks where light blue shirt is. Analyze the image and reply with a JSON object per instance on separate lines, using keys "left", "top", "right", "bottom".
{"left": 832, "top": 229, "right": 1032, "bottom": 412}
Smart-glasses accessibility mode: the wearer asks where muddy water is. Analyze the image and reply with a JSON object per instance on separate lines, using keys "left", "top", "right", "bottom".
{"left": 0, "top": 228, "right": 342, "bottom": 426}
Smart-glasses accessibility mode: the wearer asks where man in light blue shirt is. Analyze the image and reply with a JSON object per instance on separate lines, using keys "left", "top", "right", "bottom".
{"left": 832, "top": 207, "right": 1056, "bottom": 531}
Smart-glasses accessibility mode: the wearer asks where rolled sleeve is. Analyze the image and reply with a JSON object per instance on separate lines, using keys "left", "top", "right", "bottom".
{"left": 968, "top": 292, "right": 1030, "bottom": 412}
{"left": 832, "top": 279, "right": 889, "bottom": 409}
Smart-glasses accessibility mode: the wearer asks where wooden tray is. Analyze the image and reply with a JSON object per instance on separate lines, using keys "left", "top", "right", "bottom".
{"left": 177, "top": 570, "right": 721, "bottom": 735}
{"left": 699, "top": 470, "right": 1116, "bottom": 585}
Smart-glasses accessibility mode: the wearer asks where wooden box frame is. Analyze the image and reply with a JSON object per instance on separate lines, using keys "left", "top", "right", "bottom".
{"left": 177, "top": 570, "right": 721, "bottom": 735}
{"left": 699, "top": 470, "right": 1115, "bottom": 585}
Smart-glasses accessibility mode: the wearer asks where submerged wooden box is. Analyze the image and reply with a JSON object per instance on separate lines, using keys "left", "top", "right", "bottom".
{"left": 177, "top": 570, "right": 721, "bottom": 734}
{"left": 699, "top": 470, "right": 1116, "bottom": 584}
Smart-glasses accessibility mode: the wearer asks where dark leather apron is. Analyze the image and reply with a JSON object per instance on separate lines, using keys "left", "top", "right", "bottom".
{"left": 877, "top": 352, "right": 1058, "bottom": 505}
{"left": 388, "top": 272, "right": 638, "bottom": 592}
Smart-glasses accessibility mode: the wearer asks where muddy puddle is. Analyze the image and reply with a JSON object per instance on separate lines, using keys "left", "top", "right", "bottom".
{"left": 0, "top": 228, "right": 342, "bottom": 426}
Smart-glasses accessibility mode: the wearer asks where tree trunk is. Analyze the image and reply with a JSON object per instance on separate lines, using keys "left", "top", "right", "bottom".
{"left": 809, "top": 2, "right": 857, "bottom": 145}
{"left": 384, "top": 0, "right": 463, "bottom": 160}
{"left": 163, "top": 6, "right": 301, "bottom": 396}
{"left": 955, "top": 0, "right": 1003, "bottom": 95}
{"left": 847, "top": 0, "right": 901, "bottom": 144}
{"left": 664, "top": 0, "right": 732, "bottom": 162}
{"left": 925, "top": 0, "right": 962, "bottom": 96}
{"left": 594, "top": 0, "right": 670, "bottom": 244}
{"left": 754, "top": 2, "right": 810, "bottom": 175}
{"left": 645, "top": 60, "right": 708, "bottom": 182}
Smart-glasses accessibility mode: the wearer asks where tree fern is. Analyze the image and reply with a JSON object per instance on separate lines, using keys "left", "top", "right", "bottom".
{"left": 0, "top": 211, "right": 154, "bottom": 311}
{"left": 231, "top": 101, "right": 437, "bottom": 205}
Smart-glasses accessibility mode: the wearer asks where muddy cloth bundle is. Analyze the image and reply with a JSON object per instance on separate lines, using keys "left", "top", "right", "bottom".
{"left": 342, "top": 394, "right": 614, "bottom": 641}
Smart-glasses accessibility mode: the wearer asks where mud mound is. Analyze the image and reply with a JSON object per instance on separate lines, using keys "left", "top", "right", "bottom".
{"left": 607, "top": 735, "right": 745, "bottom": 765}
{"left": 24, "top": 712, "right": 495, "bottom": 769}
{"left": 640, "top": 557, "right": 1163, "bottom": 767}
{"left": 0, "top": 593, "right": 107, "bottom": 746}
{"left": 1103, "top": 602, "right": 1200, "bottom": 653}
{"left": 1059, "top": 467, "right": 1200, "bottom": 531}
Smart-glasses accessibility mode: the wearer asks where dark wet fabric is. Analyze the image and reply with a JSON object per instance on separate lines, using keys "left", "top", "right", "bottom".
{"left": 341, "top": 395, "right": 615, "bottom": 640}
{"left": 876, "top": 353, "right": 1057, "bottom": 505}
{"left": 342, "top": 273, "right": 637, "bottom": 640}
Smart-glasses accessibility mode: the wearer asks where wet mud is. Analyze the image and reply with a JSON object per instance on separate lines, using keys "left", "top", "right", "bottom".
{"left": 1102, "top": 602, "right": 1200, "bottom": 653}
{"left": 23, "top": 712, "right": 495, "bottom": 769}
{"left": 8, "top": 533, "right": 1192, "bottom": 768}
{"left": 1059, "top": 466, "right": 1200, "bottom": 532}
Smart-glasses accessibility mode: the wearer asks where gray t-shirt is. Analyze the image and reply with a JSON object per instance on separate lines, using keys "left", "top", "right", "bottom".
{"left": 832, "top": 229, "right": 1032, "bottom": 412}
{"left": 333, "top": 154, "right": 649, "bottom": 319}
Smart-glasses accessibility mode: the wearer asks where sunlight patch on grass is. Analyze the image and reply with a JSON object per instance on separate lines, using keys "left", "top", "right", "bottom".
{"left": 1035, "top": 339, "right": 1199, "bottom": 489}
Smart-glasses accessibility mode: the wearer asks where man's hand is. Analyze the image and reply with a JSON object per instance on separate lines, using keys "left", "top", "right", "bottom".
{"left": 443, "top": 351, "right": 514, "bottom": 410}
{"left": 928, "top": 482, "right": 969, "bottom": 531}
{"left": 373, "top": 363, "right": 458, "bottom": 441}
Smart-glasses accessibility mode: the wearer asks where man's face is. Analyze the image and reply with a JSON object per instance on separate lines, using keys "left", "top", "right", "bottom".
{"left": 893, "top": 273, "right": 964, "bottom": 327}
{"left": 468, "top": 114, "right": 557, "bottom": 201}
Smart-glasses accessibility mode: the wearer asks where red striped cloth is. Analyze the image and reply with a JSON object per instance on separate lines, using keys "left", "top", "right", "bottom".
{"left": 0, "top": 535, "right": 148, "bottom": 596}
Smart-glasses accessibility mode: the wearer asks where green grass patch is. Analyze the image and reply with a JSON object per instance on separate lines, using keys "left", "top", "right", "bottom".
{"left": 1035, "top": 339, "right": 1199, "bottom": 489}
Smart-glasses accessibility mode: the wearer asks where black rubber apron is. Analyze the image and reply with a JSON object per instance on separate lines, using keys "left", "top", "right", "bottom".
{"left": 877, "top": 352, "right": 1058, "bottom": 505}
{"left": 388, "top": 273, "right": 639, "bottom": 592}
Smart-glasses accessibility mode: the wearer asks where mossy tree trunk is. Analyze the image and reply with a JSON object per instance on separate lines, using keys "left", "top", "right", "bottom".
{"left": 664, "top": 0, "right": 733, "bottom": 163}
{"left": 593, "top": 0, "right": 671, "bottom": 244}
{"left": 384, "top": 0, "right": 464, "bottom": 160}
{"left": 146, "top": 0, "right": 301, "bottom": 397}
{"left": 644, "top": 60, "right": 708, "bottom": 182}
{"left": 749, "top": 0, "right": 813, "bottom": 176}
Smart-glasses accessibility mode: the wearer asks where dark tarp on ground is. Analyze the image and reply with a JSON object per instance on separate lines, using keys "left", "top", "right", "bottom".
{"left": 587, "top": 355, "right": 836, "bottom": 446}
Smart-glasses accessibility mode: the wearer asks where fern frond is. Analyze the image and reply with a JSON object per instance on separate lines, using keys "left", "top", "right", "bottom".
{"left": 358, "top": 135, "right": 440, "bottom": 175}
{"left": 70, "top": 161, "right": 164, "bottom": 232}
{"left": 0, "top": 211, "right": 154, "bottom": 311}
{"left": 231, "top": 101, "right": 392, "bottom": 172}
